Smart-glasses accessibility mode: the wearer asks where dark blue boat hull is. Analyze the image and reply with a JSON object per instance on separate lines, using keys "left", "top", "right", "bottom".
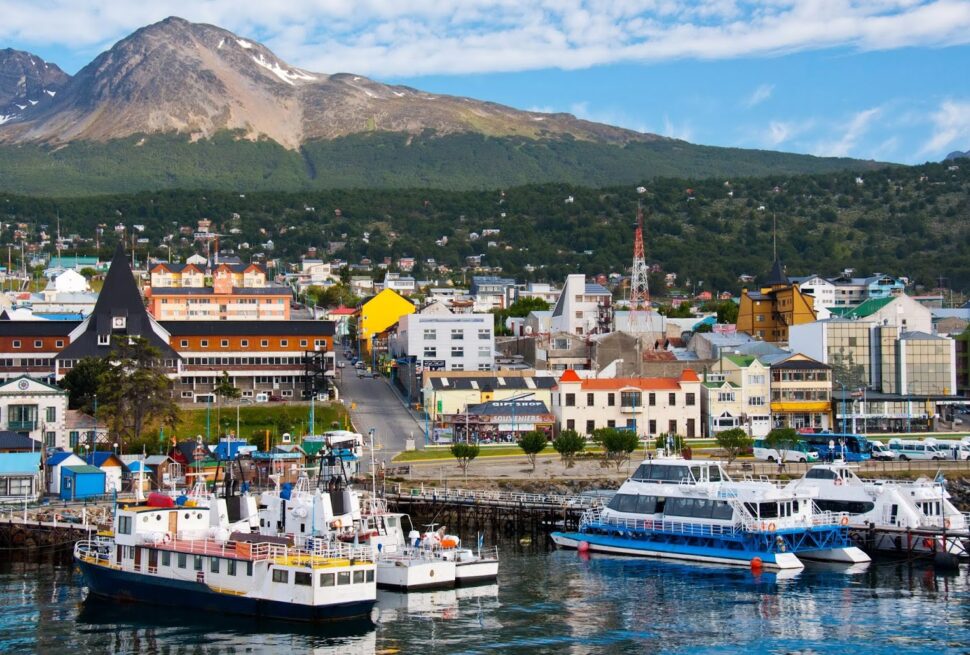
{"left": 76, "top": 558, "right": 376, "bottom": 622}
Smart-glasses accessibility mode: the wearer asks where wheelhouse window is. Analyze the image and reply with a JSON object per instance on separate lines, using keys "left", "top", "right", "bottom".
{"left": 337, "top": 571, "right": 351, "bottom": 585}
{"left": 295, "top": 571, "right": 312, "bottom": 586}
{"left": 272, "top": 569, "right": 289, "bottom": 583}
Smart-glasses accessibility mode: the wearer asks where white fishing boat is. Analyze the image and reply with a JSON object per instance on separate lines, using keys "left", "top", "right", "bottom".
{"left": 551, "top": 457, "right": 871, "bottom": 569}
{"left": 785, "top": 464, "right": 969, "bottom": 558}
{"left": 74, "top": 492, "right": 376, "bottom": 622}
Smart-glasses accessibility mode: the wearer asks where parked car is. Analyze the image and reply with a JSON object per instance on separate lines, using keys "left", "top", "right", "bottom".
{"left": 355, "top": 361, "right": 365, "bottom": 369}
{"left": 869, "top": 442, "right": 898, "bottom": 461}
{"left": 255, "top": 392, "right": 269, "bottom": 403}
{"left": 268, "top": 394, "right": 283, "bottom": 402}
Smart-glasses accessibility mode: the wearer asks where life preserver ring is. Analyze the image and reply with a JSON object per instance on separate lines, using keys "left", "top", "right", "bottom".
{"left": 944, "top": 518, "right": 952, "bottom": 529}
{"left": 840, "top": 516, "right": 849, "bottom": 526}
{"left": 834, "top": 477, "right": 843, "bottom": 486}
{"left": 767, "top": 522, "right": 776, "bottom": 532}
{"left": 162, "top": 532, "right": 172, "bottom": 543}
{"left": 330, "top": 519, "right": 343, "bottom": 529}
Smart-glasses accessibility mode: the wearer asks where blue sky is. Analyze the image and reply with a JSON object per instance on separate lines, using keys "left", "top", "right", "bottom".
{"left": 2, "top": 1, "right": 969, "bottom": 163}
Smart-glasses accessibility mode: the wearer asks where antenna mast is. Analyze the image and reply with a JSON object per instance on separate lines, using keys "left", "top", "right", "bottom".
{"left": 629, "top": 199, "right": 651, "bottom": 334}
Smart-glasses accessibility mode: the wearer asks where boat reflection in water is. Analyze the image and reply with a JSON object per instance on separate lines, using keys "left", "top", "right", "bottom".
{"left": 376, "top": 583, "right": 500, "bottom": 622}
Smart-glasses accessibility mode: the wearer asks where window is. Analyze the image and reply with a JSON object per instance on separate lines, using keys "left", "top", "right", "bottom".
{"left": 320, "top": 572, "right": 335, "bottom": 587}
{"left": 220, "top": 340, "right": 229, "bottom": 348}
{"left": 11, "top": 340, "right": 20, "bottom": 349}
{"left": 227, "top": 559, "right": 236, "bottom": 576}
{"left": 97, "top": 334, "right": 109, "bottom": 346}
{"left": 423, "top": 329, "right": 437, "bottom": 340}
{"left": 717, "top": 392, "right": 736, "bottom": 402}
{"left": 181, "top": 340, "right": 188, "bottom": 348}
{"left": 451, "top": 346, "right": 464, "bottom": 358}
{"left": 648, "top": 419, "right": 657, "bottom": 434}
{"left": 193, "top": 556, "right": 203, "bottom": 571}
{"left": 478, "top": 328, "right": 490, "bottom": 340}
{"left": 366, "top": 569, "right": 375, "bottom": 583}
{"left": 607, "top": 420, "right": 616, "bottom": 428}
{"left": 210, "top": 557, "right": 220, "bottom": 573}
{"left": 34, "top": 340, "right": 42, "bottom": 348}
{"left": 686, "top": 393, "right": 695, "bottom": 406}
{"left": 565, "top": 393, "right": 575, "bottom": 407}
{"left": 246, "top": 562, "right": 253, "bottom": 576}
{"left": 451, "top": 329, "right": 464, "bottom": 340}
{"left": 56, "top": 340, "right": 64, "bottom": 348}
{"left": 162, "top": 551, "right": 171, "bottom": 567}
{"left": 668, "top": 393, "right": 676, "bottom": 406}
{"left": 241, "top": 340, "right": 249, "bottom": 348}
{"left": 337, "top": 571, "right": 351, "bottom": 585}
{"left": 295, "top": 571, "right": 312, "bottom": 586}
{"left": 620, "top": 391, "right": 641, "bottom": 408}
{"left": 585, "top": 420, "right": 595, "bottom": 434}
{"left": 478, "top": 346, "right": 491, "bottom": 357}
{"left": 118, "top": 515, "right": 132, "bottom": 535}
{"left": 45, "top": 432, "right": 55, "bottom": 448}
{"left": 648, "top": 393, "right": 656, "bottom": 406}
{"left": 424, "top": 346, "right": 437, "bottom": 358}
{"left": 272, "top": 569, "right": 289, "bottom": 584}
{"left": 261, "top": 340, "right": 269, "bottom": 347}
{"left": 586, "top": 393, "right": 594, "bottom": 406}
{"left": 300, "top": 340, "right": 308, "bottom": 348}
{"left": 749, "top": 396, "right": 766, "bottom": 406}
{"left": 280, "top": 340, "right": 288, "bottom": 347}
{"left": 748, "top": 374, "right": 765, "bottom": 385}
{"left": 668, "top": 420, "right": 677, "bottom": 434}
{"left": 566, "top": 419, "right": 575, "bottom": 431}
{"left": 177, "top": 553, "right": 187, "bottom": 569}
{"left": 608, "top": 393, "right": 615, "bottom": 406}
{"left": 200, "top": 340, "right": 209, "bottom": 348}
{"left": 353, "top": 570, "right": 365, "bottom": 584}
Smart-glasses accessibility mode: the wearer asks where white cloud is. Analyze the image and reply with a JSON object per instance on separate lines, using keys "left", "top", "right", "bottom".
{"left": 663, "top": 114, "right": 693, "bottom": 141}
{"left": 918, "top": 99, "right": 970, "bottom": 157}
{"left": 1, "top": 1, "right": 969, "bottom": 76}
{"left": 813, "top": 107, "right": 882, "bottom": 157}
{"left": 744, "top": 84, "right": 774, "bottom": 108}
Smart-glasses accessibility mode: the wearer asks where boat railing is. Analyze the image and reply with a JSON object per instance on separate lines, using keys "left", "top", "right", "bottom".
{"left": 74, "top": 538, "right": 118, "bottom": 569}
{"left": 581, "top": 509, "right": 743, "bottom": 538}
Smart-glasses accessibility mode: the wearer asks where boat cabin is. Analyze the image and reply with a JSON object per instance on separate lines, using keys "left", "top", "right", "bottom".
{"left": 629, "top": 460, "right": 730, "bottom": 484}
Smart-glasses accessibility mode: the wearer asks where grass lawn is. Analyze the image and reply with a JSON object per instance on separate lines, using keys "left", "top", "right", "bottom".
{"left": 175, "top": 402, "right": 349, "bottom": 445}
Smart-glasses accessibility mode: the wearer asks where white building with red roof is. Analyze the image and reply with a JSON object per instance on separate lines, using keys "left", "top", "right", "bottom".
{"left": 553, "top": 368, "right": 701, "bottom": 438}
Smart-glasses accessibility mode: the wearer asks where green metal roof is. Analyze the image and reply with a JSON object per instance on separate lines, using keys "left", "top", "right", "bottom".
{"left": 724, "top": 354, "right": 756, "bottom": 367}
{"left": 702, "top": 381, "right": 740, "bottom": 389}
{"left": 836, "top": 296, "right": 894, "bottom": 319}
{"left": 63, "top": 464, "right": 104, "bottom": 475}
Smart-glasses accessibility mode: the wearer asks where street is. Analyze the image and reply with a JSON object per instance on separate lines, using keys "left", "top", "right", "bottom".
{"left": 334, "top": 351, "right": 424, "bottom": 466}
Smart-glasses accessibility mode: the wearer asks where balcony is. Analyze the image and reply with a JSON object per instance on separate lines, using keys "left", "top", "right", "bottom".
{"left": 620, "top": 404, "right": 640, "bottom": 414}
{"left": 8, "top": 420, "right": 37, "bottom": 431}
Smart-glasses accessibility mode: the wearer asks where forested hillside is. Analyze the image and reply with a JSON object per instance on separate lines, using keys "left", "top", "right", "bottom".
{"left": 2, "top": 159, "right": 967, "bottom": 292}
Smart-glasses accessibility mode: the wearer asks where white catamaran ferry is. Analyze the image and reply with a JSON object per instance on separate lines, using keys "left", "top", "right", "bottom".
{"left": 551, "top": 458, "right": 871, "bottom": 569}
{"left": 74, "top": 492, "right": 376, "bottom": 622}
{"left": 785, "top": 464, "right": 969, "bottom": 558}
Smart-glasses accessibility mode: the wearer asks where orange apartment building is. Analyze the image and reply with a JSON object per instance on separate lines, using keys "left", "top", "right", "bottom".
{"left": 146, "top": 262, "right": 292, "bottom": 321}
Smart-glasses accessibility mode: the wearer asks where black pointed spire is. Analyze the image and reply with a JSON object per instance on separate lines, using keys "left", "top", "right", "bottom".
{"left": 764, "top": 258, "right": 787, "bottom": 286}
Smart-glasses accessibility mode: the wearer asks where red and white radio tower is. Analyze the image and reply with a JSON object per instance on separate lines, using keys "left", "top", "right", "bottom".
{"left": 629, "top": 200, "right": 651, "bottom": 333}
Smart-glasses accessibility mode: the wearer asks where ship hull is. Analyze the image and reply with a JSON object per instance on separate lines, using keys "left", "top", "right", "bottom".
{"left": 76, "top": 558, "right": 375, "bottom": 622}
{"left": 550, "top": 531, "right": 805, "bottom": 569}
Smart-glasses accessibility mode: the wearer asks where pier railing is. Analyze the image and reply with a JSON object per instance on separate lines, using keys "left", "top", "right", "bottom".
{"left": 387, "top": 484, "right": 605, "bottom": 510}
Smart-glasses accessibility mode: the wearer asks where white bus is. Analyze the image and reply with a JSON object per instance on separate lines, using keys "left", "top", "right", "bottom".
{"left": 887, "top": 438, "right": 947, "bottom": 461}
{"left": 753, "top": 439, "right": 819, "bottom": 463}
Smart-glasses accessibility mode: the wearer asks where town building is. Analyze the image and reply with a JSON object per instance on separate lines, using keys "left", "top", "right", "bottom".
{"left": 737, "top": 260, "right": 817, "bottom": 343}
{"left": 441, "top": 398, "right": 554, "bottom": 442}
{"left": 0, "top": 375, "right": 68, "bottom": 450}
{"left": 470, "top": 276, "right": 516, "bottom": 311}
{"left": 0, "top": 451, "right": 42, "bottom": 502}
{"left": 391, "top": 307, "right": 494, "bottom": 373}
{"left": 358, "top": 289, "right": 415, "bottom": 359}
{"left": 45, "top": 451, "right": 85, "bottom": 495}
{"left": 549, "top": 274, "right": 612, "bottom": 336}
{"left": 766, "top": 353, "right": 832, "bottom": 430}
{"left": 830, "top": 294, "right": 932, "bottom": 334}
{"left": 701, "top": 354, "right": 772, "bottom": 438}
{"left": 552, "top": 369, "right": 701, "bottom": 438}
{"left": 421, "top": 370, "right": 558, "bottom": 432}
{"left": 147, "top": 262, "right": 291, "bottom": 321}
{"left": 793, "top": 273, "right": 905, "bottom": 309}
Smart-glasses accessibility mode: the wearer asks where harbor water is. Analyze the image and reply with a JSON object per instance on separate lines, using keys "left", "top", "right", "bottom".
{"left": 2, "top": 547, "right": 969, "bottom": 654}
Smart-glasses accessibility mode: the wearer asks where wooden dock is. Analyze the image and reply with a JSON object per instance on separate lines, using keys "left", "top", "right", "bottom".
{"left": 383, "top": 485, "right": 606, "bottom": 539}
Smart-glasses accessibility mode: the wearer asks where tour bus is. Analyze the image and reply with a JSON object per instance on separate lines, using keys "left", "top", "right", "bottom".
{"left": 752, "top": 439, "right": 819, "bottom": 463}
{"left": 799, "top": 432, "right": 872, "bottom": 462}
{"left": 887, "top": 438, "right": 947, "bottom": 461}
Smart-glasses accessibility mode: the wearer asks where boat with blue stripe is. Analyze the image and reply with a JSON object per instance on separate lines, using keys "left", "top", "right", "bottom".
{"left": 551, "top": 457, "right": 870, "bottom": 569}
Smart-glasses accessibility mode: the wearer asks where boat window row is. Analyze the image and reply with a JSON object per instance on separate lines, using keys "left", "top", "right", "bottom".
{"left": 743, "top": 501, "right": 803, "bottom": 519}
{"left": 815, "top": 500, "right": 875, "bottom": 514}
{"left": 607, "top": 494, "right": 734, "bottom": 520}
{"left": 271, "top": 568, "right": 374, "bottom": 586}
{"left": 630, "top": 463, "right": 723, "bottom": 483}
{"left": 159, "top": 550, "right": 254, "bottom": 576}
{"left": 916, "top": 501, "right": 942, "bottom": 517}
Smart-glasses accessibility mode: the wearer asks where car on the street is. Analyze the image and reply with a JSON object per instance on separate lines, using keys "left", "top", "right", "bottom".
{"left": 869, "top": 442, "right": 898, "bottom": 461}
{"left": 337, "top": 362, "right": 346, "bottom": 368}
{"left": 268, "top": 394, "right": 283, "bottom": 402}
{"left": 355, "top": 361, "right": 365, "bottom": 369}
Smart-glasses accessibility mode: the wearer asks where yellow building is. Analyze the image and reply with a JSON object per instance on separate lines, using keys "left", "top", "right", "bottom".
{"left": 737, "top": 259, "right": 816, "bottom": 343}
{"left": 358, "top": 289, "right": 415, "bottom": 357}
{"left": 769, "top": 353, "right": 832, "bottom": 431}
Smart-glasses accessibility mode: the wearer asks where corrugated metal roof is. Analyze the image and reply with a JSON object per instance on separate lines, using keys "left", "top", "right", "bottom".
{"left": 63, "top": 464, "right": 104, "bottom": 475}
{"left": 0, "top": 452, "right": 41, "bottom": 475}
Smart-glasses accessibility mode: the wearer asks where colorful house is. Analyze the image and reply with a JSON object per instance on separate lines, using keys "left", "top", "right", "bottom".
{"left": 0, "top": 452, "right": 42, "bottom": 502}
{"left": 46, "top": 451, "right": 85, "bottom": 494}
{"left": 85, "top": 451, "right": 127, "bottom": 493}
{"left": 357, "top": 289, "right": 415, "bottom": 358}
{"left": 737, "top": 259, "right": 817, "bottom": 343}
{"left": 59, "top": 464, "right": 105, "bottom": 501}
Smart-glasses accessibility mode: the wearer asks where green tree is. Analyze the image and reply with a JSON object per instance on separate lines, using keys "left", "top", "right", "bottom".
{"left": 59, "top": 357, "right": 110, "bottom": 412}
{"left": 96, "top": 336, "right": 179, "bottom": 454}
{"left": 552, "top": 429, "right": 586, "bottom": 468}
{"left": 215, "top": 371, "right": 241, "bottom": 437}
{"left": 765, "top": 427, "right": 800, "bottom": 464}
{"left": 451, "top": 442, "right": 480, "bottom": 474}
{"left": 517, "top": 430, "right": 548, "bottom": 472}
{"left": 716, "top": 300, "right": 739, "bottom": 324}
{"left": 593, "top": 427, "right": 641, "bottom": 470}
{"left": 715, "top": 427, "right": 753, "bottom": 464}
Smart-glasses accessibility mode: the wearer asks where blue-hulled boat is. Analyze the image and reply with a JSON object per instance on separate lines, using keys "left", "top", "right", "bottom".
{"left": 551, "top": 458, "right": 870, "bottom": 569}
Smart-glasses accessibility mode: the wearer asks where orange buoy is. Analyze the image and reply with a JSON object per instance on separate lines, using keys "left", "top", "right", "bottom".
{"left": 578, "top": 541, "right": 590, "bottom": 553}
{"left": 750, "top": 557, "right": 763, "bottom": 571}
